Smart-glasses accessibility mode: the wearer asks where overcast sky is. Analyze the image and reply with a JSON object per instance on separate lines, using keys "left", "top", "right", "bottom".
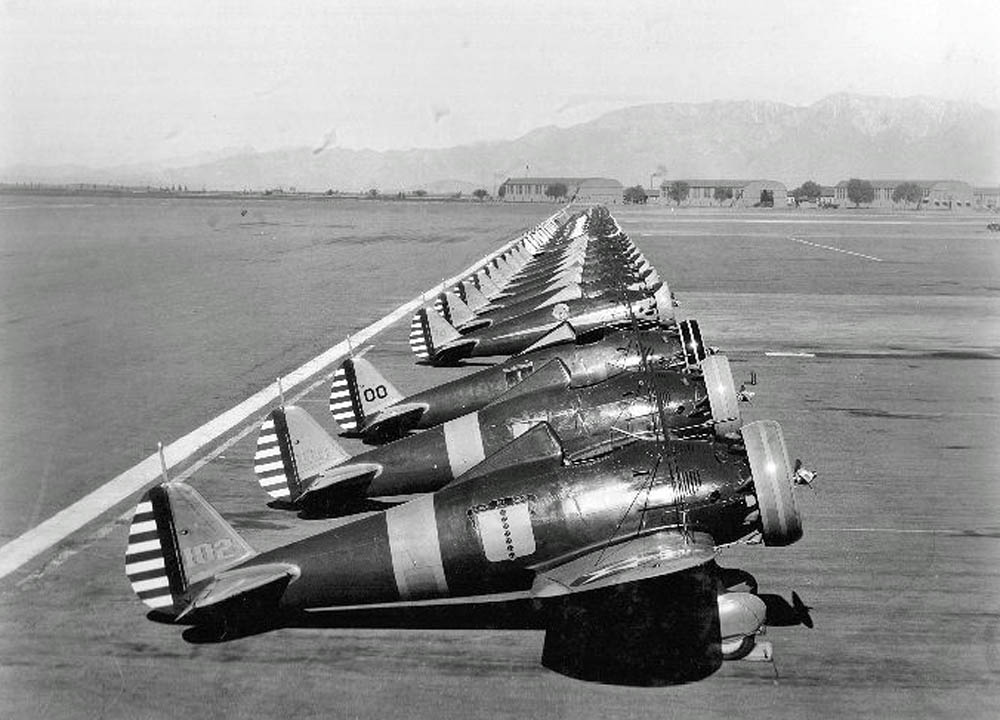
{"left": 2, "top": 0, "right": 998, "bottom": 168}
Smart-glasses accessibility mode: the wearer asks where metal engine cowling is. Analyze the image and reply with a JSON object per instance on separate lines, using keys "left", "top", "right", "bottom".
{"left": 741, "top": 420, "right": 803, "bottom": 546}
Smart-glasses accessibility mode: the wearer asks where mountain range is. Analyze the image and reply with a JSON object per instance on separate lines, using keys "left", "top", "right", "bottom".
{"left": 5, "top": 94, "right": 998, "bottom": 191}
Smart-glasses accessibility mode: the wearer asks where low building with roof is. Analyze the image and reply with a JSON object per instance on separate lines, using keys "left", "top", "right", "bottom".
{"left": 656, "top": 179, "right": 787, "bottom": 208}
{"left": 834, "top": 179, "right": 975, "bottom": 208}
{"left": 498, "top": 177, "right": 623, "bottom": 204}
{"left": 973, "top": 186, "right": 1000, "bottom": 210}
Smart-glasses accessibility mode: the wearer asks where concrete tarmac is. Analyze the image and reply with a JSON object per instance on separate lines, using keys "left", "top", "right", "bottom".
{"left": 1, "top": 207, "right": 998, "bottom": 719}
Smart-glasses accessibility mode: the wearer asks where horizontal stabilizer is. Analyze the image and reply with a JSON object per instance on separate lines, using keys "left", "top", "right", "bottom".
{"left": 455, "top": 422, "right": 565, "bottom": 484}
{"left": 517, "top": 322, "right": 577, "bottom": 354}
{"left": 361, "top": 401, "right": 429, "bottom": 440}
{"left": 178, "top": 562, "right": 299, "bottom": 619}
{"left": 531, "top": 530, "right": 716, "bottom": 598}
{"left": 485, "top": 358, "right": 572, "bottom": 407}
{"left": 298, "top": 462, "right": 382, "bottom": 502}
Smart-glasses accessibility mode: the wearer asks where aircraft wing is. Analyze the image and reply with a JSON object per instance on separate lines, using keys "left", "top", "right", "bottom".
{"left": 362, "top": 401, "right": 429, "bottom": 438}
{"left": 530, "top": 530, "right": 716, "bottom": 598}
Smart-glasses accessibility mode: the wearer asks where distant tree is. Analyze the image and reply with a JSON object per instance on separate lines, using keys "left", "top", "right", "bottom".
{"left": 472, "top": 188, "right": 489, "bottom": 201}
{"left": 497, "top": 184, "right": 507, "bottom": 198}
{"left": 846, "top": 178, "right": 875, "bottom": 207}
{"left": 545, "top": 183, "right": 568, "bottom": 201}
{"left": 665, "top": 180, "right": 690, "bottom": 206}
{"left": 413, "top": 189, "right": 427, "bottom": 197}
{"left": 758, "top": 189, "right": 774, "bottom": 207}
{"left": 791, "top": 180, "right": 822, "bottom": 203}
{"left": 713, "top": 186, "right": 734, "bottom": 205}
{"left": 366, "top": 188, "right": 379, "bottom": 198}
{"left": 892, "top": 181, "right": 924, "bottom": 208}
{"left": 452, "top": 192, "right": 463, "bottom": 199}
{"left": 623, "top": 185, "right": 648, "bottom": 204}
{"left": 325, "top": 189, "right": 334, "bottom": 196}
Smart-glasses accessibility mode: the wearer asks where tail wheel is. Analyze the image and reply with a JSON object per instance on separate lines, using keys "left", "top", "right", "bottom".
{"left": 721, "top": 635, "right": 758, "bottom": 661}
{"left": 741, "top": 420, "right": 802, "bottom": 546}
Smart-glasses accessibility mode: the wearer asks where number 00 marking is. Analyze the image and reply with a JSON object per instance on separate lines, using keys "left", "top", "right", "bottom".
{"left": 362, "top": 385, "right": 389, "bottom": 402}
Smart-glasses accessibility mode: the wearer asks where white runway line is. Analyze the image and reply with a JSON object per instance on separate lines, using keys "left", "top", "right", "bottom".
{"left": 765, "top": 351, "right": 816, "bottom": 357}
{"left": 790, "top": 236, "right": 883, "bottom": 262}
{"left": 812, "top": 527, "right": 995, "bottom": 536}
{"left": 0, "top": 208, "right": 567, "bottom": 582}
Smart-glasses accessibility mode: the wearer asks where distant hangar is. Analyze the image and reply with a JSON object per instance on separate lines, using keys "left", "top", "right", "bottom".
{"left": 499, "top": 177, "right": 624, "bottom": 204}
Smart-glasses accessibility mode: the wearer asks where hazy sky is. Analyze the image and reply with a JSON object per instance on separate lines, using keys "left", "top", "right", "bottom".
{"left": 2, "top": 0, "right": 998, "bottom": 168}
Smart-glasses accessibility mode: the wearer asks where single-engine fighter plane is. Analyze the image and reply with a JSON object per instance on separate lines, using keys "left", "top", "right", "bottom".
{"left": 437, "top": 266, "right": 662, "bottom": 333}
{"left": 331, "top": 320, "right": 709, "bottom": 442}
{"left": 125, "top": 420, "right": 804, "bottom": 684}
{"left": 257, "top": 354, "right": 741, "bottom": 509}
{"left": 410, "top": 283, "right": 673, "bottom": 365}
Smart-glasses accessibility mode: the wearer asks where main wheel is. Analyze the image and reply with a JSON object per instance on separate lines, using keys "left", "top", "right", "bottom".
{"left": 701, "top": 354, "right": 741, "bottom": 438}
{"left": 741, "top": 420, "right": 803, "bottom": 546}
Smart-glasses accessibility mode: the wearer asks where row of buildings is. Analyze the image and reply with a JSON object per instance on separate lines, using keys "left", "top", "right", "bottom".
{"left": 497, "top": 177, "right": 1000, "bottom": 210}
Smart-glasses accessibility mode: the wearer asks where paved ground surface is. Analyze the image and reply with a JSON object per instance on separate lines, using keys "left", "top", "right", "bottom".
{"left": 1, "top": 206, "right": 998, "bottom": 719}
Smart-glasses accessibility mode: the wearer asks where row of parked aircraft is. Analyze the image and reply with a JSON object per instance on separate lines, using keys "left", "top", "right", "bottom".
{"left": 124, "top": 206, "right": 812, "bottom": 685}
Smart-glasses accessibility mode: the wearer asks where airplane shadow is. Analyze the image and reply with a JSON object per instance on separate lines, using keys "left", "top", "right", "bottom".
{"left": 172, "top": 597, "right": 545, "bottom": 645}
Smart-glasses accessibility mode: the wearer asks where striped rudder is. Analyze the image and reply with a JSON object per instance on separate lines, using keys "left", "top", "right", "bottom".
{"left": 329, "top": 363, "right": 363, "bottom": 431}
{"left": 254, "top": 406, "right": 350, "bottom": 504}
{"left": 409, "top": 308, "right": 432, "bottom": 361}
{"left": 125, "top": 492, "right": 175, "bottom": 612}
{"left": 329, "top": 357, "right": 403, "bottom": 433}
{"left": 254, "top": 409, "right": 300, "bottom": 501}
{"left": 433, "top": 292, "right": 450, "bottom": 322}
{"left": 124, "top": 483, "right": 257, "bottom": 618}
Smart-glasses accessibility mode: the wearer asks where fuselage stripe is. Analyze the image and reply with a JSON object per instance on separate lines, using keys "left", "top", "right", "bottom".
{"left": 385, "top": 494, "right": 448, "bottom": 600}
{"left": 442, "top": 413, "right": 486, "bottom": 479}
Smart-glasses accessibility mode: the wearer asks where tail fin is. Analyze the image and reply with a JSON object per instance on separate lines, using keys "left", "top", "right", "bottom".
{"left": 254, "top": 405, "right": 350, "bottom": 502}
{"left": 409, "top": 306, "right": 462, "bottom": 362}
{"left": 433, "top": 292, "right": 451, "bottom": 323}
{"left": 125, "top": 482, "right": 255, "bottom": 617}
{"left": 443, "top": 290, "right": 477, "bottom": 328}
{"left": 329, "top": 356, "right": 405, "bottom": 432}
{"left": 461, "top": 279, "right": 490, "bottom": 311}
{"left": 476, "top": 269, "right": 502, "bottom": 298}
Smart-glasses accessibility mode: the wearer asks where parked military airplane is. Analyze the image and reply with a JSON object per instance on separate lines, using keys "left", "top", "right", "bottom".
{"left": 410, "top": 284, "right": 673, "bottom": 365}
{"left": 331, "top": 320, "right": 709, "bottom": 442}
{"left": 126, "top": 420, "right": 804, "bottom": 683}
{"left": 257, "top": 353, "right": 740, "bottom": 508}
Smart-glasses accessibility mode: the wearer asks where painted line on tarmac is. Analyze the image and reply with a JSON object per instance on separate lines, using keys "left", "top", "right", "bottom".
{"left": 765, "top": 351, "right": 816, "bottom": 357}
{"left": 813, "top": 527, "right": 999, "bottom": 536}
{"left": 790, "top": 236, "right": 883, "bottom": 262}
{"left": 0, "top": 208, "right": 568, "bottom": 582}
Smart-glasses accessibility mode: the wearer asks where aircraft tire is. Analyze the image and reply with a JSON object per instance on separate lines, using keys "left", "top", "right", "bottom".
{"left": 701, "top": 355, "right": 741, "bottom": 437}
{"left": 741, "top": 420, "right": 802, "bottom": 546}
